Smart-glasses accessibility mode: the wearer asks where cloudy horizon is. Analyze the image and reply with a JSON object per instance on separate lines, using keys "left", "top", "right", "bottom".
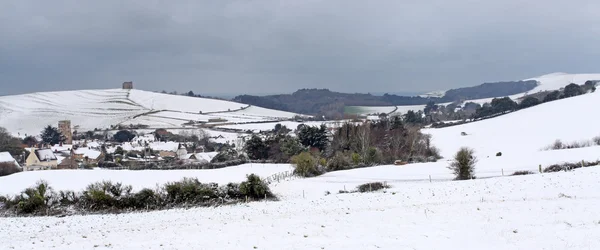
{"left": 1, "top": 0, "right": 599, "bottom": 96}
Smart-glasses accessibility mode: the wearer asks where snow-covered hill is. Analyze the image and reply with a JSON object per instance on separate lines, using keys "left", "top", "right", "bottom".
{"left": 425, "top": 88, "right": 600, "bottom": 159}
{"left": 0, "top": 89, "right": 299, "bottom": 136}
{"left": 350, "top": 72, "right": 600, "bottom": 115}
{"left": 1, "top": 81, "right": 599, "bottom": 249}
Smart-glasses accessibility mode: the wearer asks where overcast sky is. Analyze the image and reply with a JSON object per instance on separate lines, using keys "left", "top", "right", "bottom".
{"left": 1, "top": 0, "right": 599, "bottom": 96}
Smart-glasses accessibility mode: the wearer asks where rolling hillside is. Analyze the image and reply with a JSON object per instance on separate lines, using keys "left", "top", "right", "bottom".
{"left": 349, "top": 72, "right": 600, "bottom": 115}
{"left": 0, "top": 89, "right": 299, "bottom": 136}
{"left": 1, "top": 80, "right": 599, "bottom": 249}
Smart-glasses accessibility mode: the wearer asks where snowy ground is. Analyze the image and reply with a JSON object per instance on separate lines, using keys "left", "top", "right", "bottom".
{"left": 1, "top": 167, "right": 599, "bottom": 250}
{"left": 425, "top": 89, "right": 600, "bottom": 159}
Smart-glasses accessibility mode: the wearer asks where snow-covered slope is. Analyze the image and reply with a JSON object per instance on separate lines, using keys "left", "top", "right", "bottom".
{"left": 0, "top": 89, "right": 299, "bottom": 136}
{"left": 425, "top": 89, "right": 600, "bottom": 159}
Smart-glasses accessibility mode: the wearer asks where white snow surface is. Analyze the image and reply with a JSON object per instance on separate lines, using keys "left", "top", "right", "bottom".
{"left": 1, "top": 167, "right": 600, "bottom": 249}
{"left": 425, "top": 89, "right": 600, "bottom": 159}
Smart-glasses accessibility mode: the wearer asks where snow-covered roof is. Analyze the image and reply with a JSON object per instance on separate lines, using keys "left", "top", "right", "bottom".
{"left": 35, "top": 149, "right": 57, "bottom": 161}
{"left": 74, "top": 148, "right": 102, "bottom": 159}
{"left": 0, "top": 152, "right": 20, "bottom": 167}
{"left": 194, "top": 152, "right": 218, "bottom": 162}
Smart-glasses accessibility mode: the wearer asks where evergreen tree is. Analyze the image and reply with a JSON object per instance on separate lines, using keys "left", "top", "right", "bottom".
{"left": 40, "top": 125, "right": 65, "bottom": 146}
{"left": 543, "top": 91, "right": 560, "bottom": 102}
{"left": 244, "top": 135, "right": 269, "bottom": 160}
{"left": 563, "top": 83, "right": 583, "bottom": 98}
{"left": 518, "top": 96, "right": 541, "bottom": 109}
{"left": 297, "top": 124, "right": 329, "bottom": 152}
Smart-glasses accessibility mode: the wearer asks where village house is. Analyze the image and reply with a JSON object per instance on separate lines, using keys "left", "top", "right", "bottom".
{"left": 25, "top": 148, "right": 58, "bottom": 170}
{"left": 0, "top": 152, "right": 20, "bottom": 168}
{"left": 57, "top": 156, "right": 79, "bottom": 169}
{"left": 73, "top": 148, "right": 104, "bottom": 164}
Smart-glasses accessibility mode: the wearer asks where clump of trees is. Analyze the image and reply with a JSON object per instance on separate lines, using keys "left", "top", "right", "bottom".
{"left": 0, "top": 174, "right": 274, "bottom": 216}
{"left": 113, "top": 130, "right": 136, "bottom": 143}
{"left": 329, "top": 117, "right": 440, "bottom": 165}
{"left": 472, "top": 82, "right": 596, "bottom": 120}
{"left": 0, "top": 127, "right": 25, "bottom": 157}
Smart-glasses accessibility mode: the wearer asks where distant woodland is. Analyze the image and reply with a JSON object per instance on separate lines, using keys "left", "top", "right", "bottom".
{"left": 233, "top": 80, "right": 538, "bottom": 118}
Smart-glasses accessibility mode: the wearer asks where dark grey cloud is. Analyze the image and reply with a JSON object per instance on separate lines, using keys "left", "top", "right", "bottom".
{"left": 1, "top": 0, "right": 600, "bottom": 96}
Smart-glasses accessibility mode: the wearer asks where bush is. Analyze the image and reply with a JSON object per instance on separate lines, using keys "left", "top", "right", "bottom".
{"left": 164, "top": 178, "right": 218, "bottom": 204}
{"left": 239, "top": 174, "right": 273, "bottom": 200}
{"left": 220, "top": 183, "right": 243, "bottom": 199}
{"left": 512, "top": 171, "right": 534, "bottom": 176}
{"left": 364, "top": 147, "right": 382, "bottom": 165}
{"left": 16, "top": 181, "right": 56, "bottom": 214}
{"left": 357, "top": 182, "right": 390, "bottom": 193}
{"left": 81, "top": 181, "right": 132, "bottom": 210}
{"left": 327, "top": 152, "right": 351, "bottom": 171}
{"left": 351, "top": 153, "right": 361, "bottom": 165}
{"left": 550, "top": 139, "right": 564, "bottom": 150}
{"left": 291, "top": 152, "right": 323, "bottom": 177}
{"left": 0, "top": 162, "right": 21, "bottom": 177}
{"left": 448, "top": 147, "right": 477, "bottom": 180}
{"left": 593, "top": 136, "right": 600, "bottom": 146}
{"left": 58, "top": 190, "right": 79, "bottom": 206}
{"left": 127, "top": 188, "right": 161, "bottom": 209}
{"left": 496, "top": 152, "right": 502, "bottom": 157}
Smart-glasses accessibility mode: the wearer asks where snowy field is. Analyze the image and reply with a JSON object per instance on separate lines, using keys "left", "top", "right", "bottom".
{"left": 425, "top": 89, "right": 600, "bottom": 159}
{"left": 1, "top": 73, "right": 599, "bottom": 249}
{"left": 0, "top": 89, "right": 299, "bottom": 136}
{"left": 1, "top": 168, "right": 599, "bottom": 249}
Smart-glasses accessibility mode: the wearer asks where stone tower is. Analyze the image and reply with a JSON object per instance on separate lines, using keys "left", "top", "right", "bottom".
{"left": 122, "top": 81, "right": 133, "bottom": 89}
{"left": 58, "top": 120, "right": 73, "bottom": 144}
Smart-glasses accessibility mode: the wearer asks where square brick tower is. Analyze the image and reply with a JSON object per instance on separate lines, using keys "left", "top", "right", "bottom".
{"left": 58, "top": 120, "right": 73, "bottom": 144}
{"left": 122, "top": 81, "right": 133, "bottom": 89}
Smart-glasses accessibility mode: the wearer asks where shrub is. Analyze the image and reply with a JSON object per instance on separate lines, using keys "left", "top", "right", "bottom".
{"left": 127, "top": 188, "right": 161, "bottom": 209}
{"left": 291, "top": 152, "right": 323, "bottom": 177}
{"left": 496, "top": 152, "right": 502, "bottom": 157}
{"left": 81, "top": 181, "right": 133, "bottom": 210}
{"left": 593, "top": 136, "right": 600, "bottom": 146}
{"left": 327, "top": 152, "right": 351, "bottom": 171}
{"left": 448, "top": 147, "right": 477, "bottom": 180}
{"left": 16, "top": 181, "right": 56, "bottom": 214}
{"left": 351, "top": 153, "right": 361, "bottom": 165}
{"left": 164, "top": 178, "right": 218, "bottom": 204}
{"left": 357, "top": 182, "right": 390, "bottom": 193}
{"left": 512, "top": 171, "right": 534, "bottom": 176}
{"left": 220, "top": 183, "right": 243, "bottom": 199}
{"left": 364, "top": 147, "right": 382, "bottom": 165}
{"left": 0, "top": 162, "right": 21, "bottom": 177}
{"left": 551, "top": 140, "right": 564, "bottom": 150}
{"left": 58, "top": 190, "right": 79, "bottom": 206}
{"left": 239, "top": 174, "right": 273, "bottom": 200}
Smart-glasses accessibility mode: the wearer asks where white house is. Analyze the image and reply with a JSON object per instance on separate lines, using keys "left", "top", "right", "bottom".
{"left": 0, "top": 152, "right": 20, "bottom": 168}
